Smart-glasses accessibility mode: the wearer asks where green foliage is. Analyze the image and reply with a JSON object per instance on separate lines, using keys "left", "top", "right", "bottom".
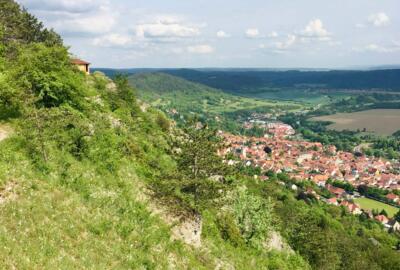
{"left": 233, "top": 188, "right": 274, "bottom": 250}
{"left": 216, "top": 213, "right": 245, "bottom": 247}
{"left": 270, "top": 181, "right": 400, "bottom": 270}
{"left": 158, "top": 121, "right": 231, "bottom": 212}
{"left": 161, "top": 69, "right": 400, "bottom": 93}
{"left": 177, "top": 122, "right": 226, "bottom": 180}
{"left": 380, "top": 209, "right": 388, "bottom": 217}
{"left": 128, "top": 72, "right": 302, "bottom": 135}
{"left": 395, "top": 210, "right": 400, "bottom": 222}
{"left": 0, "top": 71, "right": 20, "bottom": 119}
{"left": 329, "top": 179, "right": 355, "bottom": 193}
{"left": 10, "top": 44, "right": 86, "bottom": 109}
{"left": 0, "top": 0, "right": 62, "bottom": 50}
{"left": 155, "top": 112, "right": 170, "bottom": 132}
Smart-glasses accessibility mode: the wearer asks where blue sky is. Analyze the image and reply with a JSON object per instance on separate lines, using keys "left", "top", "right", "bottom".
{"left": 18, "top": 0, "right": 400, "bottom": 68}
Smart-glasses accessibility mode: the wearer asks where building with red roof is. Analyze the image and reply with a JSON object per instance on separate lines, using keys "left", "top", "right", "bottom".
{"left": 71, "top": 58, "right": 90, "bottom": 74}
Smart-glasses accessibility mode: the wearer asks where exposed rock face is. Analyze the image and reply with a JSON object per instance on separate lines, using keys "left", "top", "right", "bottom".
{"left": 171, "top": 213, "right": 202, "bottom": 248}
{"left": 139, "top": 101, "right": 149, "bottom": 113}
{"left": 264, "top": 231, "right": 294, "bottom": 253}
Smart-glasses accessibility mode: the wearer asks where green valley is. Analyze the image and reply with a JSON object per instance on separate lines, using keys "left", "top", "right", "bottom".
{"left": 129, "top": 72, "right": 304, "bottom": 113}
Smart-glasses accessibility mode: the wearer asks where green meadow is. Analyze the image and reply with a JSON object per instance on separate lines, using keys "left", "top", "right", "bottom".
{"left": 354, "top": 197, "right": 399, "bottom": 217}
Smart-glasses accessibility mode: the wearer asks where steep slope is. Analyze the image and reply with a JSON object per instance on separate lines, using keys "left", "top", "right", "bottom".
{"left": 0, "top": 3, "right": 309, "bottom": 268}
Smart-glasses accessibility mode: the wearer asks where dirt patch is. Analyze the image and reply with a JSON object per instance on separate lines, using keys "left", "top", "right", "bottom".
{"left": 0, "top": 181, "right": 18, "bottom": 205}
{"left": 0, "top": 124, "right": 12, "bottom": 142}
{"left": 146, "top": 198, "right": 202, "bottom": 248}
{"left": 128, "top": 177, "right": 203, "bottom": 248}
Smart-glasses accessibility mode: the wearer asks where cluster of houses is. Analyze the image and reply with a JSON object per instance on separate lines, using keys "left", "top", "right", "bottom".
{"left": 220, "top": 131, "right": 400, "bottom": 192}
{"left": 322, "top": 185, "right": 400, "bottom": 231}
{"left": 219, "top": 128, "right": 400, "bottom": 230}
{"left": 243, "top": 118, "right": 296, "bottom": 137}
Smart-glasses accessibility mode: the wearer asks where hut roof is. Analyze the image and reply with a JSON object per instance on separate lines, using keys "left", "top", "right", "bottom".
{"left": 71, "top": 58, "right": 90, "bottom": 65}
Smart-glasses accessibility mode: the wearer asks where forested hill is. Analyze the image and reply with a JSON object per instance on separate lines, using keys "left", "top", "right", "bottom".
{"left": 129, "top": 72, "right": 223, "bottom": 95}
{"left": 127, "top": 72, "right": 301, "bottom": 131}
{"left": 95, "top": 68, "right": 400, "bottom": 92}
{"left": 164, "top": 69, "right": 400, "bottom": 92}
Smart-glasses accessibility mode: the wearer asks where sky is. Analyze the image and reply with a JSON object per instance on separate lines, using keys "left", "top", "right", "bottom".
{"left": 18, "top": 0, "right": 400, "bottom": 68}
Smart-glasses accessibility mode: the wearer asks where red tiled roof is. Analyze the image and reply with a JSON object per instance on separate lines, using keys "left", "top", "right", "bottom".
{"left": 386, "top": 193, "right": 399, "bottom": 200}
{"left": 375, "top": 215, "right": 389, "bottom": 223}
{"left": 71, "top": 58, "right": 90, "bottom": 65}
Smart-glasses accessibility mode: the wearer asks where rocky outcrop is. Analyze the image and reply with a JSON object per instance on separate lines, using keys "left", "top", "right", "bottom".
{"left": 171, "top": 213, "right": 202, "bottom": 248}
{"left": 264, "top": 231, "right": 294, "bottom": 253}
{"left": 134, "top": 181, "right": 203, "bottom": 248}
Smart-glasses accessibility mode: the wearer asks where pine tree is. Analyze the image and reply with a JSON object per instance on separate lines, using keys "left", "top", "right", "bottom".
{"left": 175, "top": 119, "right": 231, "bottom": 211}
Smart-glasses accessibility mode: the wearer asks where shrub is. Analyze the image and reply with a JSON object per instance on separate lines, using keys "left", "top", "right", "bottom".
{"left": 156, "top": 113, "right": 170, "bottom": 132}
{"left": 216, "top": 213, "right": 245, "bottom": 247}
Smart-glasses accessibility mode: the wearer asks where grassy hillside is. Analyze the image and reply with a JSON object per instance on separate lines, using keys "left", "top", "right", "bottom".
{"left": 0, "top": 2, "right": 309, "bottom": 268}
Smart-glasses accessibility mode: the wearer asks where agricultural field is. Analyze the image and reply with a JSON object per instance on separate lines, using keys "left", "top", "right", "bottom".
{"left": 246, "top": 88, "right": 350, "bottom": 105}
{"left": 311, "top": 109, "right": 400, "bottom": 136}
{"left": 354, "top": 197, "right": 399, "bottom": 217}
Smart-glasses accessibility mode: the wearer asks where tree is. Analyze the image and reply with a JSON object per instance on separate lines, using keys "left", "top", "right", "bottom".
{"left": 9, "top": 44, "right": 86, "bottom": 110}
{"left": 233, "top": 188, "right": 273, "bottom": 250}
{"left": 155, "top": 113, "right": 170, "bottom": 132}
{"left": 379, "top": 209, "right": 388, "bottom": 217}
{"left": 174, "top": 120, "right": 231, "bottom": 211}
{"left": 0, "top": 0, "right": 62, "bottom": 51}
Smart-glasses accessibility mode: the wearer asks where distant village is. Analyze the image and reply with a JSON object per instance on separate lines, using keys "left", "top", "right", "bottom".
{"left": 219, "top": 113, "right": 400, "bottom": 231}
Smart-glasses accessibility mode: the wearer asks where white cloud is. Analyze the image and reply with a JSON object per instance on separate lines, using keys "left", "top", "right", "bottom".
{"left": 187, "top": 44, "right": 214, "bottom": 54}
{"left": 54, "top": 9, "right": 117, "bottom": 35}
{"left": 259, "top": 34, "right": 297, "bottom": 54}
{"left": 245, "top": 28, "right": 260, "bottom": 38}
{"left": 368, "top": 12, "right": 390, "bottom": 27}
{"left": 355, "top": 23, "right": 366, "bottom": 28}
{"left": 18, "top": 0, "right": 100, "bottom": 13}
{"left": 300, "top": 19, "right": 331, "bottom": 41}
{"left": 93, "top": 33, "right": 133, "bottom": 47}
{"left": 216, "top": 30, "right": 230, "bottom": 38}
{"left": 18, "top": 0, "right": 117, "bottom": 36}
{"left": 268, "top": 31, "right": 278, "bottom": 38}
{"left": 259, "top": 20, "right": 333, "bottom": 54}
{"left": 353, "top": 43, "right": 400, "bottom": 53}
{"left": 275, "top": 34, "right": 297, "bottom": 50}
{"left": 135, "top": 17, "right": 200, "bottom": 40}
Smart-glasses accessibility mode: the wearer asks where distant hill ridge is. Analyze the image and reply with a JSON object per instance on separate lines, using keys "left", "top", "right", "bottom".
{"left": 128, "top": 72, "right": 224, "bottom": 94}
{"left": 95, "top": 68, "right": 400, "bottom": 92}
